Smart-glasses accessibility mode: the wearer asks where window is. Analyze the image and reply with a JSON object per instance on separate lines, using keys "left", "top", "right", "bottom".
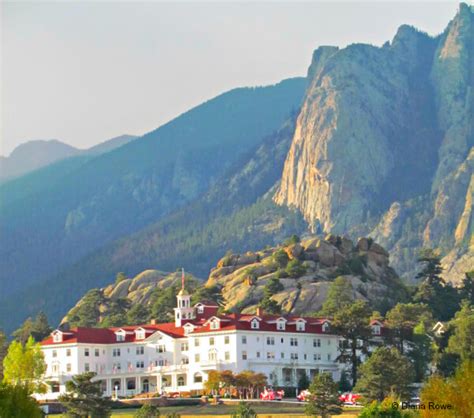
{"left": 136, "top": 361, "right": 144, "bottom": 368}
{"left": 209, "top": 337, "right": 215, "bottom": 346}
{"left": 313, "top": 338, "right": 321, "bottom": 347}
{"left": 197, "top": 305, "right": 204, "bottom": 314}
{"left": 194, "top": 354, "right": 200, "bottom": 363}
{"left": 322, "top": 322, "right": 329, "bottom": 333}
{"left": 372, "top": 325, "right": 381, "bottom": 335}
{"left": 66, "top": 349, "right": 71, "bottom": 357}
{"left": 210, "top": 320, "right": 219, "bottom": 330}
{"left": 177, "top": 376, "right": 185, "bottom": 386}
{"left": 136, "top": 346, "right": 144, "bottom": 355}
{"left": 242, "top": 336, "right": 247, "bottom": 344}
{"left": 194, "top": 373, "right": 203, "bottom": 383}
{"left": 251, "top": 319, "right": 259, "bottom": 329}
{"left": 281, "top": 352, "right": 285, "bottom": 359}
{"left": 194, "top": 338, "right": 200, "bottom": 347}
{"left": 181, "top": 357, "right": 189, "bottom": 365}
{"left": 296, "top": 321, "right": 305, "bottom": 331}
{"left": 53, "top": 333, "right": 62, "bottom": 343}
{"left": 52, "top": 364, "right": 59, "bottom": 374}
{"left": 66, "top": 363, "right": 71, "bottom": 372}
{"left": 276, "top": 320, "right": 285, "bottom": 330}
{"left": 242, "top": 351, "right": 247, "bottom": 360}
{"left": 327, "top": 354, "right": 332, "bottom": 361}
{"left": 290, "top": 337, "right": 298, "bottom": 346}
{"left": 266, "top": 336, "right": 275, "bottom": 345}
{"left": 113, "top": 362, "right": 121, "bottom": 371}
{"left": 267, "top": 352, "right": 275, "bottom": 360}
{"left": 304, "top": 354, "right": 307, "bottom": 360}
{"left": 256, "top": 351, "right": 261, "bottom": 358}
{"left": 225, "top": 351, "right": 230, "bottom": 361}
{"left": 328, "top": 339, "right": 331, "bottom": 345}
{"left": 95, "top": 349, "right": 100, "bottom": 357}
{"left": 314, "top": 353, "right": 321, "bottom": 361}
{"left": 113, "top": 348, "right": 121, "bottom": 357}
{"left": 208, "top": 351, "right": 217, "bottom": 362}
{"left": 281, "top": 337, "right": 284, "bottom": 343}
{"left": 52, "top": 350, "right": 57, "bottom": 358}
{"left": 135, "top": 330, "right": 145, "bottom": 340}
{"left": 84, "top": 363, "right": 90, "bottom": 372}
{"left": 84, "top": 348, "right": 89, "bottom": 357}
{"left": 116, "top": 334, "right": 125, "bottom": 342}
{"left": 51, "top": 382, "right": 60, "bottom": 393}
{"left": 225, "top": 336, "right": 230, "bottom": 345}
{"left": 157, "top": 345, "right": 165, "bottom": 353}
{"left": 181, "top": 343, "right": 189, "bottom": 351}
{"left": 290, "top": 353, "right": 298, "bottom": 360}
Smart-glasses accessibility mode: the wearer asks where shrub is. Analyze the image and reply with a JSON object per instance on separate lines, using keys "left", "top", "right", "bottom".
{"left": 285, "top": 259, "right": 306, "bottom": 278}
{"left": 231, "top": 401, "right": 257, "bottom": 418}
{"left": 134, "top": 403, "right": 160, "bottom": 417}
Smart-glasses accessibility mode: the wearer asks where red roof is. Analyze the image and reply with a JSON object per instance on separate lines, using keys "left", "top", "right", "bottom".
{"left": 41, "top": 312, "right": 338, "bottom": 346}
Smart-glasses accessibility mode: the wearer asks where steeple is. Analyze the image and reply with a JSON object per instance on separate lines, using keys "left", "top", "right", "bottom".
{"left": 174, "top": 268, "right": 194, "bottom": 327}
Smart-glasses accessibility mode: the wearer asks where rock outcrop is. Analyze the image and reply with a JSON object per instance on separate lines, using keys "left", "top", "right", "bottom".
{"left": 275, "top": 4, "right": 474, "bottom": 282}
{"left": 207, "top": 236, "right": 406, "bottom": 315}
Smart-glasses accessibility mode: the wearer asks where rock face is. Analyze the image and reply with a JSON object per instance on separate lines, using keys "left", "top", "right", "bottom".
{"left": 207, "top": 236, "right": 406, "bottom": 315}
{"left": 275, "top": 4, "right": 474, "bottom": 282}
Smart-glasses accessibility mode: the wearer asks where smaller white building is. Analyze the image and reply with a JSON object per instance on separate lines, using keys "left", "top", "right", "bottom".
{"left": 38, "top": 285, "right": 384, "bottom": 400}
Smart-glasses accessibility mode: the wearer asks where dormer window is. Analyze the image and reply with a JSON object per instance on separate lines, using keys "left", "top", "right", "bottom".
{"left": 116, "top": 334, "right": 125, "bottom": 342}
{"left": 251, "top": 319, "right": 260, "bottom": 329}
{"left": 276, "top": 319, "right": 286, "bottom": 331}
{"left": 197, "top": 305, "right": 204, "bottom": 314}
{"left": 296, "top": 321, "right": 305, "bottom": 331}
{"left": 52, "top": 331, "right": 63, "bottom": 343}
{"left": 210, "top": 320, "right": 220, "bottom": 330}
{"left": 322, "top": 322, "right": 330, "bottom": 333}
{"left": 372, "top": 325, "right": 381, "bottom": 335}
{"left": 135, "top": 329, "right": 146, "bottom": 340}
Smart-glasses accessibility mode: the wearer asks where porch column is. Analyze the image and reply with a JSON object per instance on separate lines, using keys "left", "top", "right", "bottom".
{"left": 121, "top": 377, "right": 126, "bottom": 396}
{"left": 135, "top": 376, "right": 140, "bottom": 395}
{"left": 171, "top": 373, "right": 177, "bottom": 391}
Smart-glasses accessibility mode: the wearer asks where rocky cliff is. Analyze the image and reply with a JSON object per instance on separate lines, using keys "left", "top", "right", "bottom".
{"left": 275, "top": 4, "right": 473, "bottom": 283}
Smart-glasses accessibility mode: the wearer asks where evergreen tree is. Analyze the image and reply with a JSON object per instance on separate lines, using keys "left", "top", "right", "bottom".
{"left": 31, "top": 311, "right": 52, "bottom": 342}
{"left": 285, "top": 259, "right": 306, "bottom": 278}
{"left": 447, "top": 301, "right": 474, "bottom": 362}
{"left": 59, "top": 372, "right": 112, "bottom": 417}
{"left": 320, "top": 277, "right": 354, "bottom": 317}
{"left": 126, "top": 304, "right": 150, "bottom": 325}
{"left": 385, "top": 303, "right": 431, "bottom": 354}
{"left": 409, "top": 322, "right": 434, "bottom": 382}
{"left": 459, "top": 272, "right": 474, "bottom": 304}
{"left": 272, "top": 249, "right": 289, "bottom": 268}
{"left": 305, "top": 373, "right": 342, "bottom": 418}
{"left": 332, "top": 301, "right": 372, "bottom": 385}
{"left": 414, "top": 249, "right": 459, "bottom": 321}
{"left": 355, "top": 347, "right": 414, "bottom": 402}
{"left": 68, "top": 289, "right": 104, "bottom": 327}
{"left": 2, "top": 336, "right": 46, "bottom": 394}
{"left": 11, "top": 318, "right": 34, "bottom": 345}
{"left": 338, "top": 371, "right": 351, "bottom": 392}
{"left": 265, "top": 278, "right": 284, "bottom": 295}
{"left": 191, "top": 284, "right": 224, "bottom": 306}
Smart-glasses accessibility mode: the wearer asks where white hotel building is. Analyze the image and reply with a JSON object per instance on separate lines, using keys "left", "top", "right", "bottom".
{"left": 38, "top": 286, "right": 383, "bottom": 400}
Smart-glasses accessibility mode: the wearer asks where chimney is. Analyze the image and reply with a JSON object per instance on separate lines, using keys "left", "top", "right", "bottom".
{"left": 150, "top": 319, "right": 157, "bottom": 325}
{"left": 256, "top": 307, "right": 263, "bottom": 317}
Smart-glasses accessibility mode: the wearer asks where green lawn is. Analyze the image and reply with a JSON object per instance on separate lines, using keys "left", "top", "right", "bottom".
{"left": 50, "top": 403, "right": 361, "bottom": 417}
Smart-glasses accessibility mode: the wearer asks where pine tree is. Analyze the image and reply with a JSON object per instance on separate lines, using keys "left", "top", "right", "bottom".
{"left": 59, "top": 372, "right": 112, "bottom": 417}
{"left": 320, "top": 276, "right": 354, "bottom": 316}
{"left": 305, "top": 373, "right": 342, "bottom": 418}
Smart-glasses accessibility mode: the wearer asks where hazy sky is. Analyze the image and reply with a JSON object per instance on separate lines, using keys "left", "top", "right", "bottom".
{"left": 1, "top": 1, "right": 462, "bottom": 155}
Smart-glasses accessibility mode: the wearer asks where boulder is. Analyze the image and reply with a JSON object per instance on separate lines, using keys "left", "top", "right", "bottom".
{"left": 368, "top": 242, "right": 389, "bottom": 257}
{"left": 285, "top": 243, "right": 303, "bottom": 259}
{"left": 315, "top": 240, "right": 336, "bottom": 267}
{"left": 339, "top": 237, "right": 354, "bottom": 254}
{"left": 108, "top": 279, "right": 132, "bottom": 300}
{"left": 356, "top": 237, "right": 370, "bottom": 252}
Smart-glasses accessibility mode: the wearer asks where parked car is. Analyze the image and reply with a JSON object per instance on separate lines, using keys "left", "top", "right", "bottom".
{"left": 260, "top": 387, "right": 284, "bottom": 400}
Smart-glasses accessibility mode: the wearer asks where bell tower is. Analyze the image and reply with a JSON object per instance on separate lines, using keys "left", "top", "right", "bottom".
{"left": 174, "top": 268, "right": 194, "bottom": 327}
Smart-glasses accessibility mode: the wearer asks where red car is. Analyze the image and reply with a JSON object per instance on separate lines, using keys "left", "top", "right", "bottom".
{"left": 260, "top": 388, "right": 284, "bottom": 401}
{"left": 339, "top": 393, "right": 361, "bottom": 405}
